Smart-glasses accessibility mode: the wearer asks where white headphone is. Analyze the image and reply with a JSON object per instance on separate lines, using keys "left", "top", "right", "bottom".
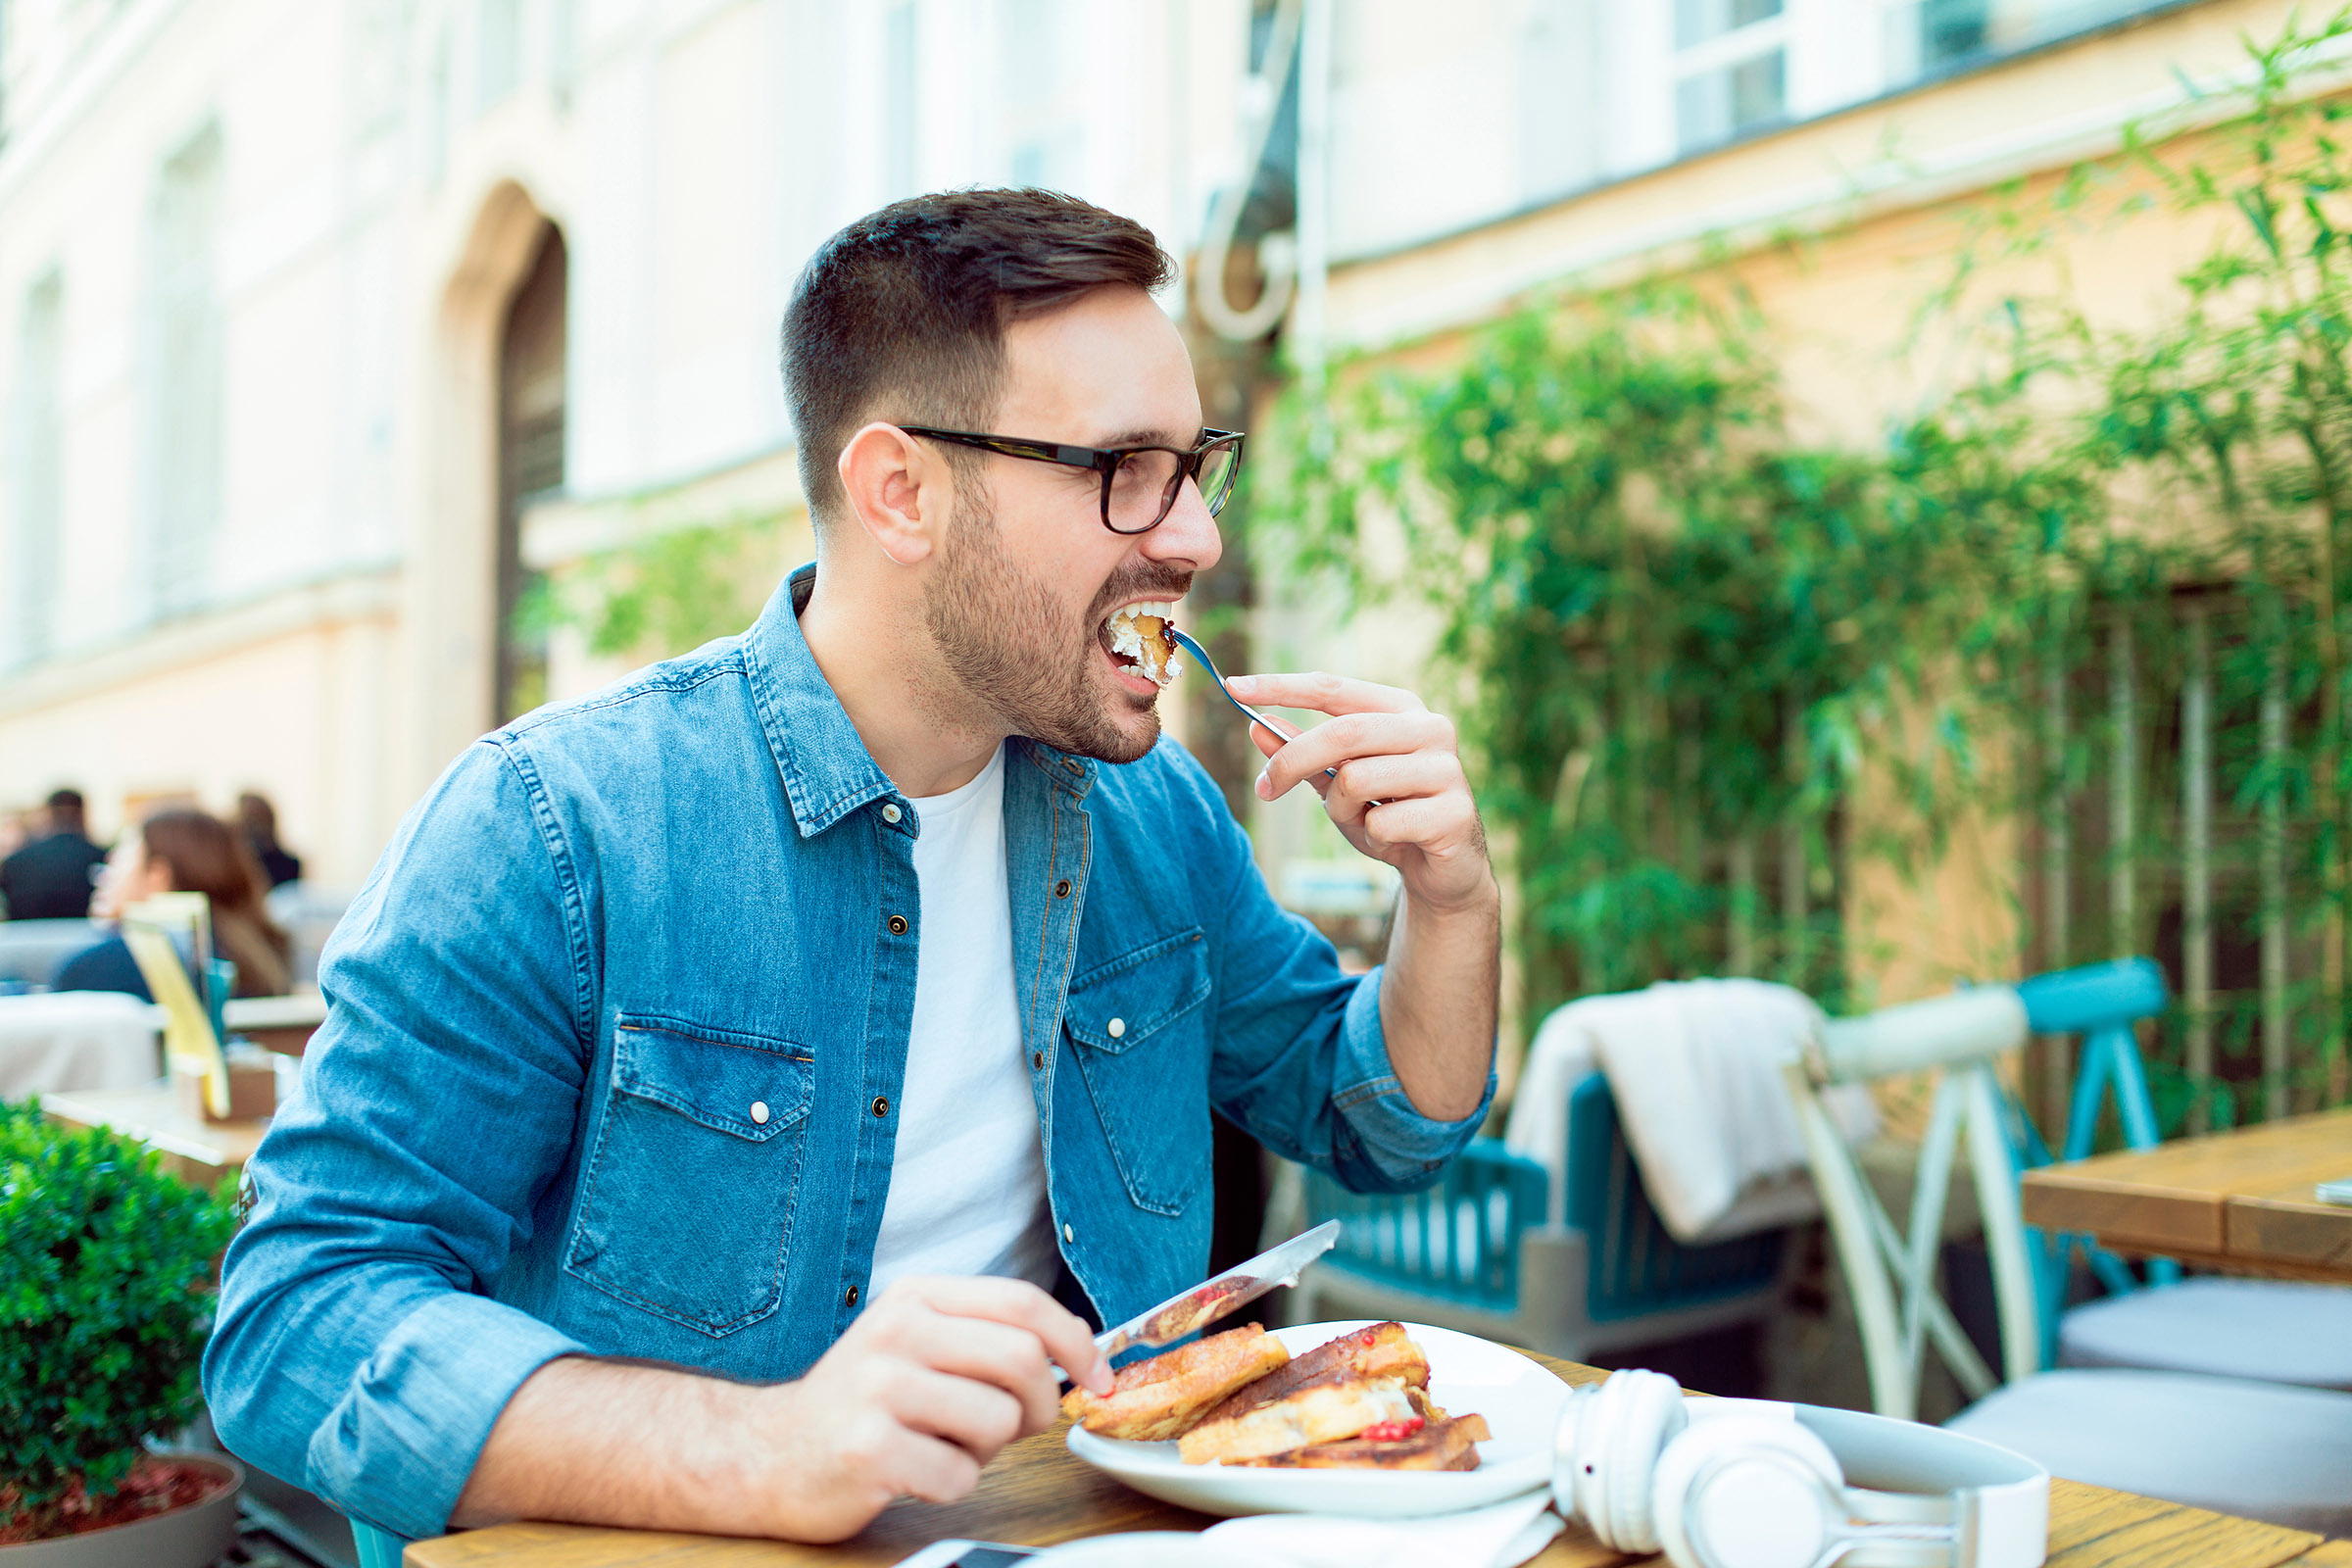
{"left": 1552, "top": 1369, "right": 2049, "bottom": 1568}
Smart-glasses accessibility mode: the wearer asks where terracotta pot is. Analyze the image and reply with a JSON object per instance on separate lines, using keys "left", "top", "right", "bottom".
{"left": 0, "top": 1453, "right": 243, "bottom": 1568}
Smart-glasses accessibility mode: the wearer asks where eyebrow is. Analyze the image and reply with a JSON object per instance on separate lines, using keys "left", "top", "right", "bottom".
{"left": 1093, "top": 425, "right": 1205, "bottom": 449}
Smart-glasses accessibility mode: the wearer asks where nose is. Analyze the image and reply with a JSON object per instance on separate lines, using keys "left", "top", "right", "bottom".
{"left": 1143, "top": 475, "right": 1223, "bottom": 573}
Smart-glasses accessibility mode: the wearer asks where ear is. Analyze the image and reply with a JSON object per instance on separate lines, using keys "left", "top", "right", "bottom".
{"left": 837, "top": 422, "right": 947, "bottom": 566}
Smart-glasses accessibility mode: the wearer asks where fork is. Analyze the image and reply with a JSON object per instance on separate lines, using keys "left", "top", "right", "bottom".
{"left": 1164, "top": 626, "right": 1339, "bottom": 781}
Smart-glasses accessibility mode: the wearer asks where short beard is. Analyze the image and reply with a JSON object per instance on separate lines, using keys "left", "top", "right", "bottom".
{"left": 921, "top": 495, "right": 1175, "bottom": 764}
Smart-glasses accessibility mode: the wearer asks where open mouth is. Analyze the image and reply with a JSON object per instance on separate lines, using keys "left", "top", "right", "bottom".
{"left": 1103, "top": 602, "right": 1184, "bottom": 689}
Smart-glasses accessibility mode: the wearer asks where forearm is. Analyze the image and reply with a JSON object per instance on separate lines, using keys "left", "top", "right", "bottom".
{"left": 452, "top": 1355, "right": 771, "bottom": 1535}
{"left": 1378, "top": 875, "right": 1501, "bottom": 1122}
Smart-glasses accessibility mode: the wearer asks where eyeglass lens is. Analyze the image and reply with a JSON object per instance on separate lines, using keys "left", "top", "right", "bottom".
{"left": 1106, "top": 443, "right": 1242, "bottom": 532}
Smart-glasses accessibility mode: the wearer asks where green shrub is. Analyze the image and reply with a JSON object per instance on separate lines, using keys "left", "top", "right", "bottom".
{"left": 0, "top": 1098, "right": 237, "bottom": 1531}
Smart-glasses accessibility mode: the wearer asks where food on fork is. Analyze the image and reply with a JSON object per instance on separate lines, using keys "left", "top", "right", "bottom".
{"left": 1106, "top": 603, "right": 1182, "bottom": 687}
{"left": 1060, "top": 1322, "right": 1291, "bottom": 1441}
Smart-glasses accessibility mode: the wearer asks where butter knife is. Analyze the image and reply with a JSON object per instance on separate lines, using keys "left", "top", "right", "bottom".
{"left": 1093, "top": 1219, "right": 1342, "bottom": 1361}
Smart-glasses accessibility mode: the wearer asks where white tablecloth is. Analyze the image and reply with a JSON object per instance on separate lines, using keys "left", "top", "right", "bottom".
{"left": 0, "top": 991, "right": 164, "bottom": 1100}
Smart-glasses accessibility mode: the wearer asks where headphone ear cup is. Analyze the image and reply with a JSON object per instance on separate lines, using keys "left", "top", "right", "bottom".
{"left": 1651, "top": 1416, "right": 1844, "bottom": 1568}
{"left": 1556, "top": 1370, "right": 1687, "bottom": 1553}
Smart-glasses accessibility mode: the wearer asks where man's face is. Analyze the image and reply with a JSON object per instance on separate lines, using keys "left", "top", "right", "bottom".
{"left": 921, "top": 286, "right": 1222, "bottom": 763}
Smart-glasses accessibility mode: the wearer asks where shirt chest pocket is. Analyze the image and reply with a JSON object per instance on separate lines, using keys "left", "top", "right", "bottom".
{"left": 565, "top": 1014, "right": 814, "bottom": 1337}
{"left": 1064, "top": 928, "right": 1213, "bottom": 1217}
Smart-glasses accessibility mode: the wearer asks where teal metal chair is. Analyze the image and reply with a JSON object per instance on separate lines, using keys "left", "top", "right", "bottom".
{"left": 2015, "top": 957, "right": 2352, "bottom": 1392}
{"left": 2009, "top": 956, "right": 2179, "bottom": 1364}
{"left": 352, "top": 1519, "right": 408, "bottom": 1567}
{"left": 1297, "top": 1069, "right": 1790, "bottom": 1361}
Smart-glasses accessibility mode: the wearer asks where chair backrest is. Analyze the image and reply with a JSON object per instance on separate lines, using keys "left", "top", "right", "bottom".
{"left": 121, "top": 900, "right": 233, "bottom": 1116}
{"left": 1786, "top": 984, "right": 2039, "bottom": 1420}
{"left": 2015, "top": 957, "right": 2177, "bottom": 1348}
{"left": 2016, "top": 957, "right": 2168, "bottom": 1161}
{"left": 1562, "top": 1072, "right": 1788, "bottom": 1323}
{"left": 350, "top": 1519, "right": 410, "bottom": 1568}
{"left": 0, "top": 917, "right": 101, "bottom": 984}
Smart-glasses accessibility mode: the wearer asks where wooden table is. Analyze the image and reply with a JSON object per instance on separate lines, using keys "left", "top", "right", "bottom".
{"left": 404, "top": 1352, "right": 2349, "bottom": 1568}
{"left": 224, "top": 992, "right": 327, "bottom": 1055}
{"left": 2021, "top": 1106, "right": 2352, "bottom": 1282}
{"left": 41, "top": 1082, "right": 270, "bottom": 1188}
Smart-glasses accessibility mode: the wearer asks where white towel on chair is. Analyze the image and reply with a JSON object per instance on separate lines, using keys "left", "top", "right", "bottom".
{"left": 1504, "top": 979, "right": 1876, "bottom": 1244}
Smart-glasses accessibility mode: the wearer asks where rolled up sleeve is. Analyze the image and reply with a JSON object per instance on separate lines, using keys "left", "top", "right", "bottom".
{"left": 1183, "top": 756, "right": 1493, "bottom": 1194}
{"left": 1326, "top": 960, "right": 1497, "bottom": 1189}
{"left": 204, "top": 740, "right": 597, "bottom": 1541}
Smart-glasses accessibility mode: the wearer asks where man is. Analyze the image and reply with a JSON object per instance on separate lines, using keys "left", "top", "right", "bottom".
{"left": 0, "top": 788, "right": 108, "bottom": 920}
{"left": 206, "top": 190, "right": 1499, "bottom": 1545}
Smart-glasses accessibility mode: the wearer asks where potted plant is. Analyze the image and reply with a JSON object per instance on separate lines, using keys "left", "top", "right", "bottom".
{"left": 1, "top": 1099, "right": 242, "bottom": 1564}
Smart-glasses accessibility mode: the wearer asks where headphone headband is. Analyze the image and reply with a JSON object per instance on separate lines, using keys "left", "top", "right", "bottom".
{"left": 1701, "top": 1399, "right": 2049, "bottom": 1568}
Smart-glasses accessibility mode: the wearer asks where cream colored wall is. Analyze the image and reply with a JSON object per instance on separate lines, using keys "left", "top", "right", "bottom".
{"left": 1310, "top": 0, "right": 2314, "bottom": 1005}
{"left": 0, "top": 582, "right": 402, "bottom": 885}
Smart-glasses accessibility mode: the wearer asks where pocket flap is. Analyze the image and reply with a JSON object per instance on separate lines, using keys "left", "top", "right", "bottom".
{"left": 612, "top": 1015, "right": 812, "bottom": 1141}
{"left": 1064, "top": 928, "right": 1210, "bottom": 1053}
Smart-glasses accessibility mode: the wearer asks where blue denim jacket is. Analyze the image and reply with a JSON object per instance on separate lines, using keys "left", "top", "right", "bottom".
{"left": 204, "top": 565, "right": 1491, "bottom": 1540}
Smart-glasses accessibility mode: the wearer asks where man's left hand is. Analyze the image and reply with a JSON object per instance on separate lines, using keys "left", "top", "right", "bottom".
{"left": 1226, "top": 672, "right": 1492, "bottom": 913}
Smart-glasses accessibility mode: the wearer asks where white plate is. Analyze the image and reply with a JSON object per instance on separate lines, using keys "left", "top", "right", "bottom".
{"left": 1065, "top": 1320, "right": 1565, "bottom": 1519}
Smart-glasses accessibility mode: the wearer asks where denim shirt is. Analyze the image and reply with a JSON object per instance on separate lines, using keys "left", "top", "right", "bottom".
{"left": 204, "top": 565, "right": 1492, "bottom": 1540}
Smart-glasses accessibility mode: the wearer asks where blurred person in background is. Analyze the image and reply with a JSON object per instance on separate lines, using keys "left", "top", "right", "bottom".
{"left": 56, "top": 808, "right": 293, "bottom": 999}
{"left": 0, "top": 788, "right": 110, "bottom": 921}
{"left": 238, "top": 792, "right": 304, "bottom": 889}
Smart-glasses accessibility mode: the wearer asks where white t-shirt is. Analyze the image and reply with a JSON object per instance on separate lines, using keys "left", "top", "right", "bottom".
{"left": 865, "top": 743, "right": 1060, "bottom": 1298}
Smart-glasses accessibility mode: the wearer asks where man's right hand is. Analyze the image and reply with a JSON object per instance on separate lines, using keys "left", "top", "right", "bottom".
{"left": 750, "top": 1275, "right": 1113, "bottom": 1540}
{"left": 452, "top": 1275, "right": 1112, "bottom": 1544}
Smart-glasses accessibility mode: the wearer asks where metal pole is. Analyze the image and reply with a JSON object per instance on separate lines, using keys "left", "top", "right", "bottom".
{"left": 1729, "top": 833, "right": 1757, "bottom": 976}
{"left": 2043, "top": 655, "right": 2072, "bottom": 1139}
{"left": 2110, "top": 615, "right": 2136, "bottom": 956}
{"left": 2264, "top": 658, "right": 2290, "bottom": 1120}
{"left": 1782, "top": 692, "right": 1807, "bottom": 986}
{"left": 1294, "top": 0, "right": 1330, "bottom": 396}
{"left": 2183, "top": 606, "right": 2215, "bottom": 1134}
{"left": 2044, "top": 660, "right": 2072, "bottom": 969}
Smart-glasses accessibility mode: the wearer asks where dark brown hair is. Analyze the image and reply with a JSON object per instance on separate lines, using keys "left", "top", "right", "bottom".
{"left": 236, "top": 791, "right": 280, "bottom": 853}
{"left": 780, "top": 189, "right": 1176, "bottom": 529}
{"left": 141, "top": 808, "right": 291, "bottom": 997}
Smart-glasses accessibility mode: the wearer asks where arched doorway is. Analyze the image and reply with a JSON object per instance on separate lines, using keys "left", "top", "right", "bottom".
{"left": 495, "top": 224, "right": 565, "bottom": 723}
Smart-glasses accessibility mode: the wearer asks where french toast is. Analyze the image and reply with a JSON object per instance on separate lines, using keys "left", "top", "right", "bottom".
{"left": 1176, "top": 1375, "right": 1419, "bottom": 1465}
{"left": 1192, "top": 1319, "right": 1430, "bottom": 1429}
{"left": 1230, "top": 1412, "right": 1493, "bottom": 1470}
{"left": 1059, "top": 1322, "right": 1290, "bottom": 1441}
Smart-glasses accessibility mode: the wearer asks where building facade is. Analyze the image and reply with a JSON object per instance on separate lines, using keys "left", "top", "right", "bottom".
{"left": 0, "top": 0, "right": 1260, "bottom": 883}
{"left": 0, "top": 0, "right": 2286, "bottom": 1019}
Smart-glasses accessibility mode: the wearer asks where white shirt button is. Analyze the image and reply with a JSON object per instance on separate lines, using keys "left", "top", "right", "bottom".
{"left": 881, "top": 803, "right": 902, "bottom": 823}
{"left": 1063, "top": 1222, "right": 1075, "bottom": 1244}
{"left": 750, "top": 1101, "right": 770, "bottom": 1125}
{"left": 1107, "top": 1017, "right": 1126, "bottom": 1039}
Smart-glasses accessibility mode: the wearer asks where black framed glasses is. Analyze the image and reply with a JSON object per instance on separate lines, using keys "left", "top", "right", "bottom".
{"left": 899, "top": 425, "right": 1245, "bottom": 534}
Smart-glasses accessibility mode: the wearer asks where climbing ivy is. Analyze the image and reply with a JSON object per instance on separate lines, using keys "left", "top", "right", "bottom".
{"left": 1254, "top": 11, "right": 2352, "bottom": 1129}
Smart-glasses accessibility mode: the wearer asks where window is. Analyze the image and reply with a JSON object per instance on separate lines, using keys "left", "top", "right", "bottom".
{"left": 0, "top": 0, "right": 12, "bottom": 152}
{"left": 883, "top": 0, "right": 916, "bottom": 199}
{"left": 426, "top": 26, "right": 451, "bottom": 182}
{"left": 141, "top": 122, "right": 224, "bottom": 622}
{"left": 1001, "top": 0, "right": 1080, "bottom": 189}
{"left": 476, "top": 0, "right": 521, "bottom": 112}
{"left": 7, "top": 271, "right": 63, "bottom": 669}
{"left": 549, "top": 0, "right": 578, "bottom": 107}
{"left": 1674, "top": 0, "right": 1788, "bottom": 154}
{"left": 1326, "top": 0, "right": 2189, "bottom": 263}
{"left": 1889, "top": 0, "right": 2183, "bottom": 79}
